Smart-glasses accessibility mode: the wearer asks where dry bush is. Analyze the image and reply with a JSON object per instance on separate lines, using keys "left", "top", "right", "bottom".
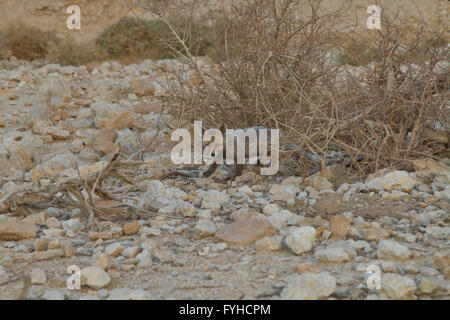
{"left": 334, "top": 9, "right": 449, "bottom": 173}
{"left": 95, "top": 16, "right": 215, "bottom": 61}
{"left": 0, "top": 23, "right": 59, "bottom": 60}
{"left": 0, "top": 15, "right": 214, "bottom": 66}
{"left": 46, "top": 36, "right": 107, "bottom": 66}
{"left": 144, "top": 0, "right": 448, "bottom": 180}
{"left": 0, "top": 23, "right": 104, "bottom": 65}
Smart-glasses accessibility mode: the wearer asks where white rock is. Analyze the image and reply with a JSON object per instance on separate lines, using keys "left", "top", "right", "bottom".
{"left": 238, "top": 185, "right": 254, "bottom": 195}
{"left": 263, "top": 203, "right": 280, "bottom": 215}
{"left": 107, "top": 288, "right": 150, "bottom": 300}
{"left": 267, "top": 209, "right": 294, "bottom": 230}
{"left": 381, "top": 261, "right": 398, "bottom": 272}
{"left": 328, "top": 241, "right": 357, "bottom": 257}
{"left": 165, "top": 188, "right": 187, "bottom": 200}
{"left": 381, "top": 190, "right": 409, "bottom": 200}
{"left": 382, "top": 273, "right": 416, "bottom": 299}
{"left": 281, "top": 176, "right": 303, "bottom": 187}
{"left": 180, "top": 201, "right": 196, "bottom": 217}
{"left": 366, "top": 170, "right": 417, "bottom": 192}
{"left": 62, "top": 218, "right": 81, "bottom": 237}
{"left": 396, "top": 233, "right": 417, "bottom": 243}
{"left": 434, "top": 185, "right": 450, "bottom": 200}
{"left": 140, "top": 227, "right": 161, "bottom": 237}
{"left": 377, "top": 240, "right": 412, "bottom": 260}
{"left": 158, "top": 200, "right": 182, "bottom": 215}
{"left": 255, "top": 236, "right": 283, "bottom": 251}
{"left": 315, "top": 247, "right": 350, "bottom": 263}
{"left": 296, "top": 191, "right": 308, "bottom": 200}
{"left": 404, "top": 261, "right": 419, "bottom": 274}
{"left": 30, "top": 268, "right": 47, "bottom": 285}
{"left": 277, "top": 185, "right": 299, "bottom": 196}
{"left": 41, "top": 290, "right": 65, "bottom": 300}
{"left": 425, "top": 226, "right": 450, "bottom": 240}
{"left": 122, "top": 246, "right": 142, "bottom": 258}
{"left": 79, "top": 295, "right": 101, "bottom": 300}
{"left": 281, "top": 273, "right": 336, "bottom": 299}
{"left": 419, "top": 278, "right": 439, "bottom": 294}
{"left": 137, "top": 252, "right": 153, "bottom": 267}
{"left": 38, "top": 79, "right": 72, "bottom": 108}
{"left": 284, "top": 226, "right": 316, "bottom": 254}
{"left": 211, "top": 242, "right": 228, "bottom": 252}
{"left": 81, "top": 266, "right": 111, "bottom": 289}
{"left": 337, "top": 183, "right": 351, "bottom": 194}
{"left": 105, "top": 243, "right": 124, "bottom": 257}
{"left": 347, "top": 240, "right": 371, "bottom": 253}
{"left": 194, "top": 219, "right": 217, "bottom": 237}
{"left": 201, "top": 190, "right": 229, "bottom": 209}
{"left": 143, "top": 180, "right": 166, "bottom": 209}
{"left": 0, "top": 266, "right": 10, "bottom": 285}
{"left": 197, "top": 209, "right": 212, "bottom": 220}
{"left": 269, "top": 184, "right": 298, "bottom": 201}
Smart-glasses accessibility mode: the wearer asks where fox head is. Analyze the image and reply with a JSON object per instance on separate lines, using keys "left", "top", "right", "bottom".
{"left": 201, "top": 122, "right": 227, "bottom": 161}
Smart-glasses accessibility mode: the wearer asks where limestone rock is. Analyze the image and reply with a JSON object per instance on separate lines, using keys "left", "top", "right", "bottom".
{"left": 215, "top": 218, "right": 277, "bottom": 245}
{"left": 0, "top": 217, "right": 38, "bottom": 240}
{"left": 284, "top": 226, "right": 316, "bottom": 255}
{"left": 281, "top": 273, "right": 336, "bottom": 300}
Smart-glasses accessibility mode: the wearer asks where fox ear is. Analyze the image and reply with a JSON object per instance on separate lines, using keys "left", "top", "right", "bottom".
{"left": 219, "top": 123, "right": 227, "bottom": 135}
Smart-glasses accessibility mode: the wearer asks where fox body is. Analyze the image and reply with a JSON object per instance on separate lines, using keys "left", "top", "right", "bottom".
{"left": 203, "top": 124, "right": 277, "bottom": 179}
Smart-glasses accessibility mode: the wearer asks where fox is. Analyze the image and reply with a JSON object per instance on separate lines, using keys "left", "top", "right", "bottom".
{"left": 202, "top": 123, "right": 279, "bottom": 179}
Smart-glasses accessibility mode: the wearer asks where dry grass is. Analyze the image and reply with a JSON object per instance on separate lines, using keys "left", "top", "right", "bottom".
{"left": 96, "top": 17, "right": 215, "bottom": 60}
{"left": 0, "top": 16, "right": 215, "bottom": 66}
{"left": 0, "top": 23, "right": 59, "bottom": 60}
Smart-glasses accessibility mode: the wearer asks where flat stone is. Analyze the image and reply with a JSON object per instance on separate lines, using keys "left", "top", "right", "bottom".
{"left": 419, "top": 278, "right": 438, "bottom": 294}
{"left": 281, "top": 273, "right": 336, "bottom": 299}
{"left": 0, "top": 217, "right": 38, "bottom": 240}
{"left": 89, "top": 231, "right": 113, "bottom": 241}
{"left": 123, "top": 246, "right": 142, "bottom": 258}
{"left": 330, "top": 215, "right": 350, "bottom": 237}
{"left": 46, "top": 217, "right": 62, "bottom": 229}
{"left": 267, "top": 209, "right": 294, "bottom": 230}
{"left": 34, "top": 238, "right": 50, "bottom": 251}
{"left": 41, "top": 290, "right": 65, "bottom": 300}
{"left": 123, "top": 221, "right": 140, "bottom": 235}
{"left": 0, "top": 266, "right": 10, "bottom": 285}
{"left": 363, "top": 227, "right": 389, "bottom": 242}
{"left": 107, "top": 288, "right": 150, "bottom": 300}
{"left": 201, "top": 190, "right": 229, "bottom": 209}
{"left": 62, "top": 218, "right": 81, "bottom": 237}
{"left": 295, "top": 263, "right": 318, "bottom": 274}
{"left": 105, "top": 243, "right": 124, "bottom": 257}
{"left": 215, "top": 218, "right": 277, "bottom": 246}
{"left": 434, "top": 250, "right": 450, "bottom": 270}
{"left": 30, "top": 268, "right": 47, "bottom": 285}
{"left": 81, "top": 266, "right": 111, "bottom": 290}
{"left": 315, "top": 247, "right": 350, "bottom": 263}
{"left": 93, "top": 254, "right": 109, "bottom": 270}
{"left": 382, "top": 273, "right": 416, "bottom": 299}
{"left": 284, "top": 226, "right": 316, "bottom": 255}
{"left": 195, "top": 219, "right": 217, "bottom": 238}
{"left": 255, "top": 236, "right": 282, "bottom": 251}
{"left": 377, "top": 240, "right": 412, "bottom": 260}
{"left": 366, "top": 170, "right": 417, "bottom": 192}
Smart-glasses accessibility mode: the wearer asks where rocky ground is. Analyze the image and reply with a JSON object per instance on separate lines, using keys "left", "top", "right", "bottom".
{"left": 0, "top": 57, "right": 448, "bottom": 300}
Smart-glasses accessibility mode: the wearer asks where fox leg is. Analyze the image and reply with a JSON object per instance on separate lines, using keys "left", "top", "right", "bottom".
{"left": 231, "top": 164, "right": 244, "bottom": 179}
{"left": 203, "top": 163, "right": 219, "bottom": 177}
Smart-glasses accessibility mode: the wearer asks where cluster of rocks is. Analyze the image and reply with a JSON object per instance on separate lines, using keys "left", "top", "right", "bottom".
{"left": 0, "top": 58, "right": 448, "bottom": 300}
